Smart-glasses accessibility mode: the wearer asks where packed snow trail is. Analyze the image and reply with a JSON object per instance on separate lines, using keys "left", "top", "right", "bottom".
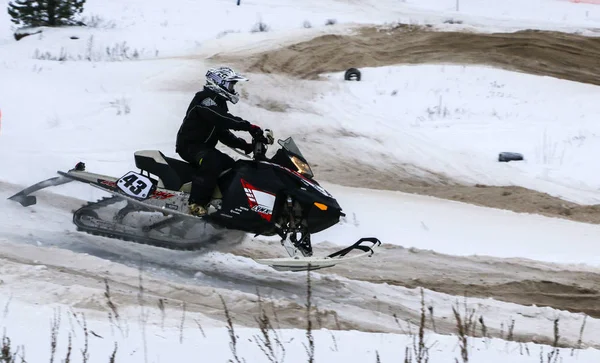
{"left": 2, "top": 182, "right": 600, "bottom": 349}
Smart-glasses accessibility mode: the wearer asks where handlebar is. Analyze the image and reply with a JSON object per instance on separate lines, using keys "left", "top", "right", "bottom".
{"left": 251, "top": 129, "right": 273, "bottom": 161}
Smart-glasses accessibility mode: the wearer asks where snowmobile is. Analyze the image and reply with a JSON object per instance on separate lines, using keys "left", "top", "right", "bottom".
{"left": 8, "top": 130, "right": 380, "bottom": 271}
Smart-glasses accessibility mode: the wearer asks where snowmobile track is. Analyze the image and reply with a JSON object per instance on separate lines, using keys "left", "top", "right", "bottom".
{"left": 72, "top": 196, "right": 225, "bottom": 251}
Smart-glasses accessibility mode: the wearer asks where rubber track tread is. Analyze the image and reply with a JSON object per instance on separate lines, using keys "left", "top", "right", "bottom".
{"left": 72, "top": 197, "right": 220, "bottom": 251}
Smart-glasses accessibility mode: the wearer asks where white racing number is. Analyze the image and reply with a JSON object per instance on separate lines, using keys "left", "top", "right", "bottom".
{"left": 116, "top": 171, "right": 154, "bottom": 199}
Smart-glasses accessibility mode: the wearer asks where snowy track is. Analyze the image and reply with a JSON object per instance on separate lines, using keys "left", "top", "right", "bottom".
{"left": 2, "top": 183, "right": 599, "bottom": 349}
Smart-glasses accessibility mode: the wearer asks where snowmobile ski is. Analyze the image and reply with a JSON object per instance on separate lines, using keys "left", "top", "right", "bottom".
{"left": 255, "top": 237, "right": 381, "bottom": 272}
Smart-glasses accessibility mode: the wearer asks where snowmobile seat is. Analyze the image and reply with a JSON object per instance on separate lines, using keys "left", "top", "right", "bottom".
{"left": 133, "top": 150, "right": 196, "bottom": 191}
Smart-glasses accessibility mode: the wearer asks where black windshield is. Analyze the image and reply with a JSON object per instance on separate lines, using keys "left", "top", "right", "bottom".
{"left": 278, "top": 137, "right": 305, "bottom": 159}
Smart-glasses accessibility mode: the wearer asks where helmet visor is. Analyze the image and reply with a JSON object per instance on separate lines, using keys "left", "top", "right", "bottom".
{"left": 223, "top": 81, "right": 236, "bottom": 93}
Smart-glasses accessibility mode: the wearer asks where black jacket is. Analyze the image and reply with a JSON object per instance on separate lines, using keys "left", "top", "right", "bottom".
{"left": 176, "top": 87, "right": 252, "bottom": 154}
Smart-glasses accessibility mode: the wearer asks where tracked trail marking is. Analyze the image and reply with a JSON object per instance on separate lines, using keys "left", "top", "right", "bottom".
{"left": 219, "top": 24, "right": 600, "bottom": 86}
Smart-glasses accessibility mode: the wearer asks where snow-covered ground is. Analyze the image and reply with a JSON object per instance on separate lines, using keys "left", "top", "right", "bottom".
{"left": 2, "top": 0, "right": 600, "bottom": 52}
{"left": 2, "top": 0, "right": 600, "bottom": 361}
{"left": 2, "top": 293, "right": 598, "bottom": 363}
{"left": 319, "top": 65, "right": 600, "bottom": 204}
{"left": 1, "top": 224, "right": 599, "bottom": 362}
{"left": 405, "top": 0, "right": 600, "bottom": 30}
{"left": 316, "top": 182, "right": 600, "bottom": 266}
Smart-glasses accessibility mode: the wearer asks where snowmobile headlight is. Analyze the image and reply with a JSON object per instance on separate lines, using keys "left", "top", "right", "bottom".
{"left": 290, "top": 156, "right": 313, "bottom": 178}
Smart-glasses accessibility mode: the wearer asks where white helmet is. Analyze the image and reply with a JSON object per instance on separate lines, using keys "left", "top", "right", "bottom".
{"left": 205, "top": 66, "right": 248, "bottom": 104}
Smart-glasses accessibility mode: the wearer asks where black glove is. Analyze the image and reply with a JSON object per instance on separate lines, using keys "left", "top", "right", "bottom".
{"left": 249, "top": 124, "right": 263, "bottom": 139}
{"left": 242, "top": 141, "right": 254, "bottom": 155}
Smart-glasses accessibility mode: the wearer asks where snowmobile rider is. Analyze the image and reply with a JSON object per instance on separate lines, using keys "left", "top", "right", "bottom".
{"left": 175, "top": 66, "right": 264, "bottom": 216}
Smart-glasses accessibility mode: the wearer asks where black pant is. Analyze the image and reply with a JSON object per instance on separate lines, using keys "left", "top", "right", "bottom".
{"left": 178, "top": 146, "right": 235, "bottom": 205}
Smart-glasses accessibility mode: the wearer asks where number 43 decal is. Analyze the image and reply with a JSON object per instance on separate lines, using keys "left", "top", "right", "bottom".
{"left": 116, "top": 171, "right": 155, "bottom": 199}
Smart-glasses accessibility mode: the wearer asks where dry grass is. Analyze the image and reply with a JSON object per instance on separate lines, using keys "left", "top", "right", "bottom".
{"left": 402, "top": 288, "right": 434, "bottom": 363}
{"left": 221, "top": 295, "right": 245, "bottom": 363}
{"left": 108, "top": 342, "right": 118, "bottom": 363}
{"left": 0, "top": 271, "right": 593, "bottom": 363}
{"left": 571, "top": 315, "right": 587, "bottom": 357}
{"left": 1, "top": 330, "right": 23, "bottom": 363}
{"left": 542, "top": 319, "right": 562, "bottom": 363}
{"left": 49, "top": 309, "right": 60, "bottom": 363}
{"left": 179, "top": 302, "right": 187, "bottom": 344}
{"left": 104, "top": 279, "right": 126, "bottom": 337}
{"left": 303, "top": 267, "right": 315, "bottom": 363}
{"left": 252, "top": 289, "right": 286, "bottom": 363}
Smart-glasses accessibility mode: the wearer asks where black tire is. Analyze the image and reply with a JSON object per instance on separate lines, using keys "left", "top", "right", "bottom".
{"left": 344, "top": 68, "right": 361, "bottom": 81}
{"left": 498, "top": 152, "right": 524, "bottom": 162}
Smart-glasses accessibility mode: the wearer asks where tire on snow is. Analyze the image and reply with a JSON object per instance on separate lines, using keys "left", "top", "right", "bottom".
{"left": 498, "top": 152, "right": 524, "bottom": 162}
{"left": 344, "top": 68, "right": 361, "bottom": 81}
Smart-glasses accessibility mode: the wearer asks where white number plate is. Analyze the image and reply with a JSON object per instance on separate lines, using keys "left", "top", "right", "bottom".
{"left": 116, "top": 171, "right": 154, "bottom": 199}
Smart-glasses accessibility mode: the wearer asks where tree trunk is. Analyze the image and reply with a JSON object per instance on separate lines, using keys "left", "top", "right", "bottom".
{"left": 47, "top": 0, "right": 56, "bottom": 26}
